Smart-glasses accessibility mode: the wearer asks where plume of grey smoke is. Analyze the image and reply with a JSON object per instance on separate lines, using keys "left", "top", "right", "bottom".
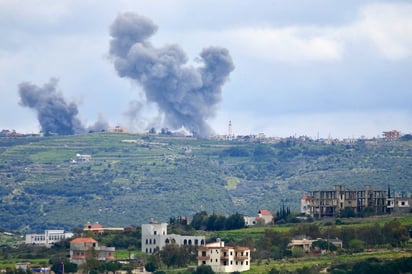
{"left": 124, "top": 100, "right": 146, "bottom": 132}
{"left": 109, "top": 12, "right": 235, "bottom": 137}
{"left": 88, "top": 113, "right": 110, "bottom": 133}
{"left": 18, "top": 78, "right": 85, "bottom": 136}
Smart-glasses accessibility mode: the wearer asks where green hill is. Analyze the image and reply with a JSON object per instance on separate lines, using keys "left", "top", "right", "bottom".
{"left": 0, "top": 133, "right": 411, "bottom": 232}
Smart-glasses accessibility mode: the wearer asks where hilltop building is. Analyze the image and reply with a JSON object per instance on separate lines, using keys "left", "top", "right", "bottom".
{"left": 197, "top": 239, "right": 250, "bottom": 273}
{"left": 70, "top": 237, "right": 115, "bottom": 265}
{"left": 382, "top": 130, "right": 400, "bottom": 141}
{"left": 301, "top": 185, "right": 411, "bottom": 218}
{"left": 25, "top": 230, "right": 73, "bottom": 247}
{"left": 141, "top": 221, "right": 205, "bottom": 254}
{"left": 110, "top": 126, "right": 128, "bottom": 133}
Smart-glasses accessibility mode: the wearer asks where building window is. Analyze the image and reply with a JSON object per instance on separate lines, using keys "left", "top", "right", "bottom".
{"left": 202, "top": 261, "right": 206, "bottom": 265}
{"left": 154, "top": 231, "right": 157, "bottom": 235}
{"left": 246, "top": 261, "right": 249, "bottom": 265}
{"left": 202, "top": 251, "right": 206, "bottom": 256}
{"left": 195, "top": 239, "right": 199, "bottom": 245}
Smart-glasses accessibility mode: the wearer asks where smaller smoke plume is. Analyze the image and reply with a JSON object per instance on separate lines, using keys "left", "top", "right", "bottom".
{"left": 18, "top": 78, "right": 85, "bottom": 136}
{"left": 109, "top": 12, "right": 235, "bottom": 137}
{"left": 88, "top": 113, "right": 110, "bottom": 133}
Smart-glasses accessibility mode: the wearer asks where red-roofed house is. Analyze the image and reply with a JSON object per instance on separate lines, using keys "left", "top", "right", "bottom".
{"left": 257, "top": 209, "right": 274, "bottom": 224}
{"left": 244, "top": 209, "right": 274, "bottom": 226}
{"left": 70, "top": 237, "right": 115, "bottom": 265}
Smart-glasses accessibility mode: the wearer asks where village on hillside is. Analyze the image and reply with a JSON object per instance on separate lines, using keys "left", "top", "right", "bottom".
{"left": 3, "top": 183, "right": 410, "bottom": 274}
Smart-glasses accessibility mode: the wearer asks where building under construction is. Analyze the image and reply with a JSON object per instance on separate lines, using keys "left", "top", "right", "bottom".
{"left": 304, "top": 185, "right": 387, "bottom": 218}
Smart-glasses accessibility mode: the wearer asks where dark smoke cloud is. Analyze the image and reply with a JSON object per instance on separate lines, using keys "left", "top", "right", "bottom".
{"left": 109, "top": 12, "right": 235, "bottom": 137}
{"left": 18, "top": 78, "right": 85, "bottom": 136}
{"left": 18, "top": 78, "right": 110, "bottom": 135}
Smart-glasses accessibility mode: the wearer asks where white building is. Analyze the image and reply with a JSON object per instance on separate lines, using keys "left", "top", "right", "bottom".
{"left": 244, "top": 209, "right": 274, "bottom": 226}
{"left": 197, "top": 240, "right": 251, "bottom": 273}
{"left": 25, "top": 230, "right": 74, "bottom": 247}
{"left": 300, "top": 195, "right": 312, "bottom": 216}
{"left": 141, "top": 222, "right": 205, "bottom": 254}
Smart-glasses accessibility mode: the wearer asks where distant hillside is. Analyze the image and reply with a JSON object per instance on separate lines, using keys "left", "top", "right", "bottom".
{"left": 0, "top": 133, "right": 411, "bottom": 232}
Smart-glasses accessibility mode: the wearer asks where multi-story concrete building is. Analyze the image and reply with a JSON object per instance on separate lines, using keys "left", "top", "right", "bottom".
{"left": 25, "top": 230, "right": 74, "bottom": 247}
{"left": 197, "top": 239, "right": 250, "bottom": 273}
{"left": 70, "top": 237, "right": 115, "bottom": 265}
{"left": 304, "top": 185, "right": 387, "bottom": 217}
{"left": 141, "top": 222, "right": 205, "bottom": 254}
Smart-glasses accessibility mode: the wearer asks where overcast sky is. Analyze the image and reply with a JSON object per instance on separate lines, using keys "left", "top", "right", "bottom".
{"left": 1, "top": 0, "right": 411, "bottom": 139}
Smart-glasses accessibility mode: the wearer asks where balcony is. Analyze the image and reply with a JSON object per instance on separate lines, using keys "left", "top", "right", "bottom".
{"left": 196, "top": 256, "right": 210, "bottom": 260}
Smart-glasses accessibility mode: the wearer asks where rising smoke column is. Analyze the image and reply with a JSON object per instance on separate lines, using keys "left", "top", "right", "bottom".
{"left": 18, "top": 78, "right": 85, "bottom": 136}
{"left": 109, "top": 13, "right": 235, "bottom": 137}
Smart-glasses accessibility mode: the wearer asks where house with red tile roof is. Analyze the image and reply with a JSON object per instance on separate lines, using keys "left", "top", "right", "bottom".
{"left": 244, "top": 209, "right": 274, "bottom": 226}
{"left": 70, "top": 237, "right": 115, "bottom": 265}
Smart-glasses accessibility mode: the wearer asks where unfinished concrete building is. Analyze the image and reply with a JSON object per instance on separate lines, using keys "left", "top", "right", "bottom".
{"left": 308, "top": 185, "right": 387, "bottom": 218}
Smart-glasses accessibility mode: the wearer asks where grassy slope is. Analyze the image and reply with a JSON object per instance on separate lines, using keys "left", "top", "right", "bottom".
{"left": 0, "top": 133, "right": 411, "bottom": 231}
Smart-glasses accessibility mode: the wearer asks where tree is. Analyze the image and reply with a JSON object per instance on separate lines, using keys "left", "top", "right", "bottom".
{"left": 159, "top": 244, "right": 193, "bottom": 268}
{"left": 51, "top": 261, "right": 77, "bottom": 274}
{"left": 225, "top": 213, "right": 245, "bottom": 230}
{"left": 348, "top": 239, "right": 364, "bottom": 253}
{"left": 340, "top": 207, "right": 355, "bottom": 218}
{"left": 194, "top": 265, "right": 214, "bottom": 274}
{"left": 382, "top": 219, "right": 409, "bottom": 247}
{"left": 311, "top": 240, "right": 337, "bottom": 252}
{"left": 98, "top": 261, "right": 122, "bottom": 273}
{"left": 192, "top": 211, "right": 208, "bottom": 230}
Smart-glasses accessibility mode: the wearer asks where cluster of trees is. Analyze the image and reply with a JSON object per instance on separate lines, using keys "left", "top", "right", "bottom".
{"left": 190, "top": 211, "right": 245, "bottom": 231}
{"left": 329, "top": 256, "right": 412, "bottom": 274}
{"left": 145, "top": 245, "right": 196, "bottom": 271}
{"left": 251, "top": 219, "right": 410, "bottom": 261}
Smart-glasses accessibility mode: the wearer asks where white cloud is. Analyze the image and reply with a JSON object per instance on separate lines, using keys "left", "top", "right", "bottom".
{"left": 357, "top": 2, "right": 412, "bottom": 60}
{"left": 182, "top": 2, "right": 412, "bottom": 64}
{"left": 220, "top": 27, "right": 343, "bottom": 63}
